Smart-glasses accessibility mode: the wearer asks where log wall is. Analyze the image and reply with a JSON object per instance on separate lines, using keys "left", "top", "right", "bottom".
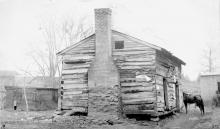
{"left": 59, "top": 36, "right": 95, "bottom": 113}
{"left": 155, "top": 50, "right": 182, "bottom": 112}
{"left": 112, "top": 32, "right": 158, "bottom": 115}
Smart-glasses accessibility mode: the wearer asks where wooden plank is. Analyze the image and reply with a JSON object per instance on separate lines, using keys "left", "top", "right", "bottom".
{"left": 123, "top": 110, "right": 156, "bottom": 115}
{"left": 62, "top": 106, "right": 87, "bottom": 111}
{"left": 156, "top": 65, "right": 168, "bottom": 77}
{"left": 119, "top": 73, "right": 136, "bottom": 78}
{"left": 68, "top": 49, "right": 95, "bottom": 53}
{"left": 63, "top": 80, "right": 87, "bottom": 84}
{"left": 121, "top": 86, "right": 155, "bottom": 93}
{"left": 63, "top": 94, "right": 88, "bottom": 100}
{"left": 116, "top": 57, "right": 155, "bottom": 63}
{"left": 113, "top": 51, "right": 155, "bottom": 56}
{"left": 118, "top": 65, "right": 155, "bottom": 70}
{"left": 62, "top": 69, "right": 88, "bottom": 74}
{"left": 63, "top": 88, "right": 88, "bottom": 93}
{"left": 113, "top": 47, "right": 154, "bottom": 52}
{"left": 62, "top": 74, "right": 87, "bottom": 80}
{"left": 63, "top": 90, "right": 86, "bottom": 95}
{"left": 120, "top": 78, "right": 136, "bottom": 82}
{"left": 121, "top": 82, "right": 155, "bottom": 87}
{"left": 122, "top": 92, "right": 155, "bottom": 100}
{"left": 118, "top": 61, "right": 155, "bottom": 66}
{"left": 63, "top": 63, "right": 91, "bottom": 70}
{"left": 63, "top": 55, "right": 94, "bottom": 61}
{"left": 123, "top": 104, "right": 155, "bottom": 111}
{"left": 61, "top": 84, "right": 87, "bottom": 89}
{"left": 62, "top": 100, "right": 88, "bottom": 107}
{"left": 62, "top": 77, "right": 88, "bottom": 82}
{"left": 66, "top": 51, "right": 95, "bottom": 55}
{"left": 123, "top": 99, "right": 155, "bottom": 105}
{"left": 119, "top": 69, "right": 156, "bottom": 75}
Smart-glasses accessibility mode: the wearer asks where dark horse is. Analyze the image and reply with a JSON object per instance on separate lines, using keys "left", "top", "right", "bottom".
{"left": 183, "top": 92, "right": 205, "bottom": 115}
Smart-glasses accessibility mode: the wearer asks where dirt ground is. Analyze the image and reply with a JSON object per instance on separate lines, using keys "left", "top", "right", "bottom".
{"left": 1, "top": 106, "right": 220, "bottom": 129}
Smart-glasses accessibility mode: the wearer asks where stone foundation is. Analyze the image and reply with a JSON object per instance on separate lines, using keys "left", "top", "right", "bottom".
{"left": 88, "top": 86, "right": 120, "bottom": 117}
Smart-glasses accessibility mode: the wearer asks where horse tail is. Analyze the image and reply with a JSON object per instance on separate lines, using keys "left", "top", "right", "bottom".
{"left": 201, "top": 98, "right": 205, "bottom": 114}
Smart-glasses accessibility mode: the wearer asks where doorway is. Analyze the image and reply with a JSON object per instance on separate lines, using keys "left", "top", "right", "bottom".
{"left": 163, "top": 78, "right": 169, "bottom": 110}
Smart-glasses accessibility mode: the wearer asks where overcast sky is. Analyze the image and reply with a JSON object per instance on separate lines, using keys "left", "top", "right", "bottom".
{"left": 0, "top": 0, "right": 219, "bottom": 80}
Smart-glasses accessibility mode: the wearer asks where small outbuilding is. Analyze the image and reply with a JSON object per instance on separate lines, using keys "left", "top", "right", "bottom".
{"left": 199, "top": 73, "right": 220, "bottom": 104}
{"left": 57, "top": 8, "right": 185, "bottom": 119}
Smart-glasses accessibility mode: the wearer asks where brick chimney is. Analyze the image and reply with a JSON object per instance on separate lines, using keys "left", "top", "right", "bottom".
{"left": 88, "top": 8, "right": 119, "bottom": 87}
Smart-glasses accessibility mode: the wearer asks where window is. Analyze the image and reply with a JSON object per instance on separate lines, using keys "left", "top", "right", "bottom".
{"left": 115, "top": 41, "right": 124, "bottom": 49}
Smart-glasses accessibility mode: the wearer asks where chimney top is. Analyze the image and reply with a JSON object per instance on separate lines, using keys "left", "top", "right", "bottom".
{"left": 94, "top": 8, "right": 112, "bottom": 15}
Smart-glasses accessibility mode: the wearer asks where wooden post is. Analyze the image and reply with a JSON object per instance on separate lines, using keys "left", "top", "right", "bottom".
{"left": 163, "top": 78, "right": 169, "bottom": 110}
{"left": 175, "top": 81, "right": 180, "bottom": 112}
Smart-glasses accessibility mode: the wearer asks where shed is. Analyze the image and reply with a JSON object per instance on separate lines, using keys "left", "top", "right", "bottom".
{"left": 199, "top": 73, "right": 220, "bottom": 104}
{"left": 57, "top": 8, "right": 185, "bottom": 119}
{"left": 4, "top": 86, "right": 58, "bottom": 111}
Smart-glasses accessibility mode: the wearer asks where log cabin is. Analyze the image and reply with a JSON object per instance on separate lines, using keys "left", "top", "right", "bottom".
{"left": 57, "top": 8, "right": 185, "bottom": 120}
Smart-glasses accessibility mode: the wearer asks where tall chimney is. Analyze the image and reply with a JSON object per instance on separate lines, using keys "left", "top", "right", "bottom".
{"left": 95, "top": 8, "right": 112, "bottom": 60}
{"left": 88, "top": 8, "right": 119, "bottom": 87}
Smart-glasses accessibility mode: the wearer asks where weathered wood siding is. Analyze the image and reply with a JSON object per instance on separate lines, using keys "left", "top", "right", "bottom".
{"left": 112, "top": 32, "right": 157, "bottom": 115}
{"left": 156, "top": 50, "right": 182, "bottom": 111}
{"left": 59, "top": 36, "right": 95, "bottom": 113}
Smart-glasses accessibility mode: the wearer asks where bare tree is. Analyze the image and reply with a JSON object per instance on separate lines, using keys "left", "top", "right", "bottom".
{"left": 201, "top": 47, "right": 216, "bottom": 73}
{"left": 29, "top": 17, "right": 93, "bottom": 88}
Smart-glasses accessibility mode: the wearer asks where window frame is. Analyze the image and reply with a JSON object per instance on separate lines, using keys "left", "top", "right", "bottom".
{"left": 114, "top": 41, "right": 124, "bottom": 49}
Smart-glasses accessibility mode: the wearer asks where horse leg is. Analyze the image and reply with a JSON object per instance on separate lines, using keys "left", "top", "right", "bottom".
{"left": 184, "top": 102, "right": 187, "bottom": 114}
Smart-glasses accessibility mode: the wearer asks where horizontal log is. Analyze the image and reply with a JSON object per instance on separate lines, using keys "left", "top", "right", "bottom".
{"left": 119, "top": 69, "right": 156, "bottom": 75}
{"left": 63, "top": 64, "right": 91, "bottom": 70}
{"left": 121, "top": 82, "right": 155, "bottom": 87}
{"left": 118, "top": 65, "right": 156, "bottom": 70}
{"left": 62, "top": 69, "right": 88, "bottom": 74}
{"left": 68, "top": 49, "right": 95, "bottom": 53}
{"left": 62, "top": 74, "right": 87, "bottom": 79}
{"left": 63, "top": 80, "right": 87, "bottom": 84}
{"left": 123, "top": 99, "right": 155, "bottom": 105}
{"left": 113, "top": 51, "right": 155, "bottom": 56}
{"left": 113, "top": 47, "right": 154, "bottom": 52}
{"left": 156, "top": 65, "right": 169, "bottom": 77}
{"left": 118, "top": 61, "right": 155, "bottom": 66}
{"left": 122, "top": 92, "right": 155, "bottom": 100}
{"left": 63, "top": 88, "right": 88, "bottom": 93}
{"left": 64, "top": 61, "right": 92, "bottom": 64}
{"left": 121, "top": 86, "right": 155, "bottom": 93}
{"left": 62, "top": 97, "right": 88, "bottom": 102}
{"left": 62, "top": 100, "right": 88, "bottom": 107}
{"left": 115, "top": 56, "right": 155, "bottom": 62}
{"left": 63, "top": 55, "right": 94, "bottom": 61}
{"left": 63, "top": 90, "right": 87, "bottom": 95}
{"left": 120, "top": 77, "right": 156, "bottom": 83}
{"left": 123, "top": 104, "right": 155, "bottom": 111}
{"left": 61, "top": 106, "right": 88, "bottom": 112}
{"left": 63, "top": 94, "right": 88, "bottom": 100}
{"left": 61, "top": 84, "right": 88, "bottom": 89}
{"left": 123, "top": 110, "right": 156, "bottom": 115}
{"left": 113, "top": 52, "right": 155, "bottom": 58}
{"left": 120, "top": 73, "right": 136, "bottom": 78}
{"left": 120, "top": 78, "right": 136, "bottom": 82}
